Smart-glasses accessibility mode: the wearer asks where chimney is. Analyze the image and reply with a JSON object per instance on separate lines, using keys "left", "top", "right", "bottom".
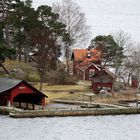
{"left": 87, "top": 49, "right": 91, "bottom": 58}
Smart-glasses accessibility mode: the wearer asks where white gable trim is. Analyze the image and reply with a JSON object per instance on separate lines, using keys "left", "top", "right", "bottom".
{"left": 81, "top": 63, "right": 100, "bottom": 71}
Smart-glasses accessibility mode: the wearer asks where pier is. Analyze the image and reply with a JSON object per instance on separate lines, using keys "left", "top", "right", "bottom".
{"left": 9, "top": 107, "right": 140, "bottom": 118}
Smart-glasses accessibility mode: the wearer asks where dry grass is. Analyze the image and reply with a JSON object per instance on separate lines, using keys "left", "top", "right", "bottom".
{"left": 32, "top": 82, "right": 138, "bottom": 104}
{"left": 46, "top": 85, "right": 89, "bottom": 91}
{"left": 35, "top": 78, "right": 136, "bottom": 104}
{"left": 45, "top": 87, "right": 137, "bottom": 104}
{"left": 4, "top": 59, "right": 33, "bottom": 72}
{"left": 1, "top": 59, "right": 39, "bottom": 81}
{"left": 33, "top": 82, "right": 91, "bottom": 102}
{"left": 46, "top": 92, "right": 72, "bottom": 100}
{"left": 34, "top": 83, "right": 90, "bottom": 92}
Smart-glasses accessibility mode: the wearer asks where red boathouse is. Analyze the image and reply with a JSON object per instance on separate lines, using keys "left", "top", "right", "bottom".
{"left": 0, "top": 78, "right": 48, "bottom": 110}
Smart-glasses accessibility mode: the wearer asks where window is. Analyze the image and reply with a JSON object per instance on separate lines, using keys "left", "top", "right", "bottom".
{"left": 89, "top": 69, "right": 95, "bottom": 77}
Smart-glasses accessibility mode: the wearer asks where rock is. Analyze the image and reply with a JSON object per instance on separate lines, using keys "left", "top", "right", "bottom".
{"left": 99, "top": 89, "right": 112, "bottom": 97}
{"left": 69, "top": 90, "right": 75, "bottom": 94}
{"left": 11, "top": 69, "right": 26, "bottom": 79}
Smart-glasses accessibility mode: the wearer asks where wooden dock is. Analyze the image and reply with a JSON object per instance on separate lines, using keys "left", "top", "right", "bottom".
{"left": 1, "top": 100, "right": 140, "bottom": 118}
{"left": 52, "top": 99, "right": 128, "bottom": 108}
{"left": 9, "top": 107, "right": 140, "bottom": 118}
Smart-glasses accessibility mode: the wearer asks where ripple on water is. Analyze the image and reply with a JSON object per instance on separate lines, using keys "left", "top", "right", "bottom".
{"left": 0, "top": 115, "right": 140, "bottom": 140}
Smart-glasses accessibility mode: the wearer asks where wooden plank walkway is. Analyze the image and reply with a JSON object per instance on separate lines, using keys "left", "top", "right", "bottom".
{"left": 52, "top": 99, "right": 128, "bottom": 108}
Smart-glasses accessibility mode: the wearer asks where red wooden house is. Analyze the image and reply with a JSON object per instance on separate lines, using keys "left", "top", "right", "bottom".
{"left": 0, "top": 78, "right": 48, "bottom": 110}
{"left": 71, "top": 48, "right": 115, "bottom": 93}
{"left": 71, "top": 48, "right": 101, "bottom": 80}
{"left": 91, "top": 68, "right": 115, "bottom": 93}
{"left": 72, "top": 48, "right": 101, "bottom": 64}
{"left": 74, "top": 62, "right": 100, "bottom": 80}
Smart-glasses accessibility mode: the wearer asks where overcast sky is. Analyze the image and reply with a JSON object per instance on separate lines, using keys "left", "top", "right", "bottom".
{"left": 32, "top": 0, "right": 140, "bottom": 45}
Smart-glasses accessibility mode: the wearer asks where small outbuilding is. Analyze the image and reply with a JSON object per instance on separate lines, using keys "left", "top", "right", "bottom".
{"left": 0, "top": 78, "right": 48, "bottom": 110}
{"left": 74, "top": 62, "right": 100, "bottom": 80}
{"left": 131, "top": 75, "right": 139, "bottom": 88}
{"left": 91, "top": 69, "right": 115, "bottom": 93}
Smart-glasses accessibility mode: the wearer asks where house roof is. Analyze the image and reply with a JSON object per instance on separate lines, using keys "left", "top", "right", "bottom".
{"left": 0, "top": 78, "right": 48, "bottom": 97}
{"left": 75, "top": 62, "right": 100, "bottom": 71}
{"left": 103, "top": 68, "right": 115, "bottom": 78}
{"left": 91, "top": 68, "right": 115, "bottom": 79}
{"left": 73, "top": 48, "right": 101, "bottom": 62}
{"left": 82, "top": 63, "right": 100, "bottom": 71}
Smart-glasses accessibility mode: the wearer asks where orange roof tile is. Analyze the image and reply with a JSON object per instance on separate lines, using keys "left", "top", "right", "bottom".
{"left": 73, "top": 48, "right": 101, "bottom": 62}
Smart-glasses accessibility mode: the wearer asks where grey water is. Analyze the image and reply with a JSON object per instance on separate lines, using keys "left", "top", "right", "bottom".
{"left": 0, "top": 115, "right": 140, "bottom": 140}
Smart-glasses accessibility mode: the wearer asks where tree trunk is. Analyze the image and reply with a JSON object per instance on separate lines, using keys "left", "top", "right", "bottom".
{"left": 5, "top": 25, "right": 11, "bottom": 49}
{"left": 65, "top": 44, "right": 70, "bottom": 74}
{"left": 18, "top": 46, "right": 22, "bottom": 62}
{"left": 121, "top": 76, "right": 127, "bottom": 87}
{"left": 127, "top": 73, "right": 131, "bottom": 86}
{"left": 39, "top": 78, "right": 43, "bottom": 91}
{"left": 111, "top": 77, "right": 116, "bottom": 92}
{"left": 39, "top": 72, "right": 45, "bottom": 91}
{"left": 24, "top": 47, "right": 28, "bottom": 63}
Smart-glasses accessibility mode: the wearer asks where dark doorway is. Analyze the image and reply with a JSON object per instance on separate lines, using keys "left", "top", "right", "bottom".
{"left": 13, "top": 93, "right": 43, "bottom": 109}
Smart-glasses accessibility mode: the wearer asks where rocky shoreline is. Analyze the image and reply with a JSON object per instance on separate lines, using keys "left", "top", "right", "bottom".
{"left": 0, "top": 100, "right": 140, "bottom": 118}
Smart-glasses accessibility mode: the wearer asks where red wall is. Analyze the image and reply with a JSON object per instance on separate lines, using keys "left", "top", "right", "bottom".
{"left": 132, "top": 80, "right": 139, "bottom": 88}
{"left": 92, "top": 82, "right": 113, "bottom": 93}
{"left": 74, "top": 64, "right": 99, "bottom": 80}
{"left": 10, "top": 83, "right": 34, "bottom": 104}
{"left": 85, "top": 65, "right": 99, "bottom": 80}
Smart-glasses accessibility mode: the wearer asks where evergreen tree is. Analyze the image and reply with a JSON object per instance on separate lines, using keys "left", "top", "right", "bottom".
{"left": 90, "top": 35, "right": 124, "bottom": 66}
{"left": 29, "top": 5, "right": 69, "bottom": 90}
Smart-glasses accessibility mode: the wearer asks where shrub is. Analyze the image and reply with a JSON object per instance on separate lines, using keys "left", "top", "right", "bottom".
{"left": 45, "top": 67, "right": 78, "bottom": 85}
{"left": 27, "top": 73, "right": 40, "bottom": 82}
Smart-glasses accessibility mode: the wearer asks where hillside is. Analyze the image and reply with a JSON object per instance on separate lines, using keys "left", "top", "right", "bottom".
{"left": 0, "top": 59, "right": 39, "bottom": 81}
{"left": 0, "top": 60, "right": 137, "bottom": 105}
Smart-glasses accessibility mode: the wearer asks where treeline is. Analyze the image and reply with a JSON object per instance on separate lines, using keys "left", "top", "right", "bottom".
{"left": 0, "top": 0, "right": 71, "bottom": 63}
{"left": 1, "top": 0, "right": 140, "bottom": 88}
{"left": 90, "top": 32, "right": 140, "bottom": 87}
{"left": 0, "top": 0, "right": 90, "bottom": 89}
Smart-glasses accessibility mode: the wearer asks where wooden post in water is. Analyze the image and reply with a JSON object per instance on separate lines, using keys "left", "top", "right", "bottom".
{"left": 19, "top": 102, "right": 21, "bottom": 108}
{"left": 32, "top": 104, "right": 35, "bottom": 110}
{"left": 26, "top": 102, "right": 28, "bottom": 110}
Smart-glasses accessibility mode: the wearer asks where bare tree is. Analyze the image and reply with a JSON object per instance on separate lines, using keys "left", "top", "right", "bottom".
{"left": 109, "top": 31, "right": 136, "bottom": 86}
{"left": 123, "top": 48, "right": 140, "bottom": 85}
{"left": 53, "top": 0, "right": 91, "bottom": 75}
{"left": 113, "top": 30, "right": 135, "bottom": 54}
{"left": 52, "top": 0, "right": 91, "bottom": 48}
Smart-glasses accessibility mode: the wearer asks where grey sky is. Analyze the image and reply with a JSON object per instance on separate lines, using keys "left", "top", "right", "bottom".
{"left": 32, "top": 0, "right": 140, "bottom": 45}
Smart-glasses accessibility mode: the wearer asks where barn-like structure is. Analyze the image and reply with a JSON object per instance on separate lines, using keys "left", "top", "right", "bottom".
{"left": 0, "top": 78, "right": 47, "bottom": 110}
{"left": 74, "top": 62, "right": 101, "bottom": 80}
{"left": 91, "top": 69, "right": 115, "bottom": 93}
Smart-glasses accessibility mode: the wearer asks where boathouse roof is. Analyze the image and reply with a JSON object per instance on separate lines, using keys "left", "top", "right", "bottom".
{"left": 0, "top": 78, "right": 22, "bottom": 93}
{"left": 0, "top": 78, "right": 47, "bottom": 97}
